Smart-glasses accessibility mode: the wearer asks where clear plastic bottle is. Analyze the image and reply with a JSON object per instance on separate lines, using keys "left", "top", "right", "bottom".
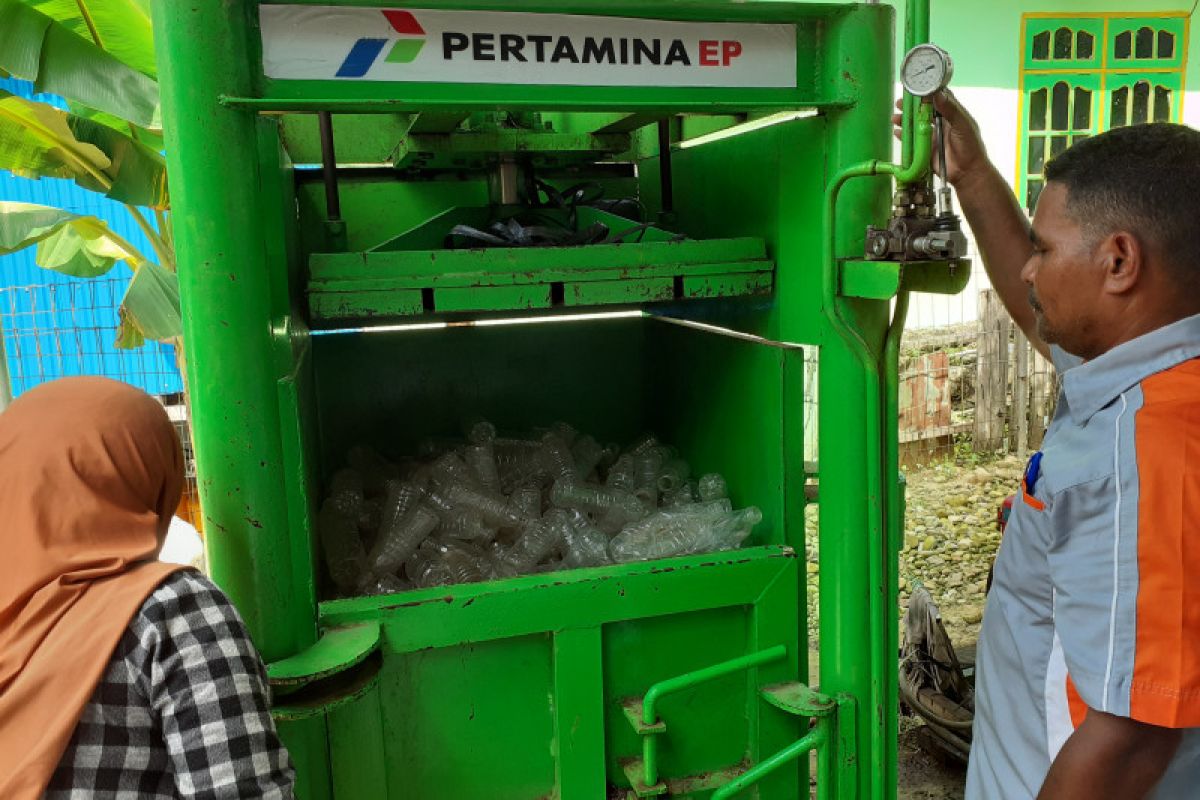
{"left": 707, "top": 506, "right": 763, "bottom": 551}
{"left": 464, "top": 443, "right": 502, "bottom": 495}
{"left": 508, "top": 484, "right": 542, "bottom": 521}
{"left": 627, "top": 433, "right": 660, "bottom": 455}
{"left": 368, "top": 504, "right": 440, "bottom": 576}
{"left": 377, "top": 479, "right": 422, "bottom": 532}
{"left": 358, "top": 497, "right": 382, "bottom": 534}
{"left": 657, "top": 458, "right": 691, "bottom": 493}
{"left": 604, "top": 454, "right": 638, "bottom": 492}
{"left": 317, "top": 500, "right": 367, "bottom": 594}
{"left": 549, "top": 480, "right": 644, "bottom": 523}
{"left": 634, "top": 487, "right": 658, "bottom": 512}
{"left": 635, "top": 450, "right": 664, "bottom": 492}
{"left": 570, "top": 435, "right": 605, "bottom": 481}
{"left": 347, "top": 445, "right": 401, "bottom": 495}
{"left": 608, "top": 501, "right": 734, "bottom": 563}
{"left": 561, "top": 510, "right": 611, "bottom": 568}
{"left": 698, "top": 473, "right": 729, "bottom": 502}
{"left": 435, "top": 507, "right": 495, "bottom": 543}
{"left": 538, "top": 433, "right": 577, "bottom": 483}
{"left": 441, "top": 545, "right": 486, "bottom": 585}
{"left": 503, "top": 514, "right": 569, "bottom": 573}
{"left": 548, "top": 421, "right": 578, "bottom": 447}
{"left": 597, "top": 442, "right": 621, "bottom": 471}
{"left": 444, "top": 483, "right": 528, "bottom": 529}
{"left": 328, "top": 468, "right": 365, "bottom": 517}
{"left": 494, "top": 440, "right": 546, "bottom": 492}
{"left": 663, "top": 482, "right": 697, "bottom": 508}
{"left": 464, "top": 416, "right": 497, "bottom": 445}
{"left": 360, "top": 573, "right": 411, "bottom": 596}
{"left": 429, "top": 452, "right": 478, "bottom": 490}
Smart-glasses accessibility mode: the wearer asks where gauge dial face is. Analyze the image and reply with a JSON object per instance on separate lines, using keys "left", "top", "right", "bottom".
{"left": 901, "top": 44, "right": 953, "bottom": 97}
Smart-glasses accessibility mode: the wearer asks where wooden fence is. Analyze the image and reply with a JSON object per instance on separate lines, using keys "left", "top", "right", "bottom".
{"left": 899, "top": 289, "right": 1057, "bottom": 464}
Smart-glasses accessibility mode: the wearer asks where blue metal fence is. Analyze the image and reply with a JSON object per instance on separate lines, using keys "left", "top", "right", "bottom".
{"left": 0, "top": 77, "right": 184, "bottom": 397}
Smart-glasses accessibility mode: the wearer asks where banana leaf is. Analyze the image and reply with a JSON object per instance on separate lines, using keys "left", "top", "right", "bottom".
{"left": 68, "top": 100, "right": 164, "bottom": 150}
{"left": 0, "top": 90, "right": 167, "bottom": 208}
{"left": 22, "top": 0, "right": 156, "bottom": 79}
{"left": 0, "top": 201, "right": 138, "bottom": 277}
{"left": 0, "top": 0, "right": 159, "bottom": 129}
{"left": 0, "top": 202, "right": 181, "bottom": 346}
{"left": 116, "top": 259, "right": 180, "bottom": 348}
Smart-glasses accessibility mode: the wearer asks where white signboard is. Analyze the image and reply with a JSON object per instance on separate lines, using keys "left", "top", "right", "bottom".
{"left": 259, "top": 6, "right": 797, "bottom": 88}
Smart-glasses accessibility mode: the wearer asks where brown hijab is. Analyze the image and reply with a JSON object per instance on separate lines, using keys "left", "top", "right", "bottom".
{"left": 0, "top": 377, "right": 187, "bottom": 798}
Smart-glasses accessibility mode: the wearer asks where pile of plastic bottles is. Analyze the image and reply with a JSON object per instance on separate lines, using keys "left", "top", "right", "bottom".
{"left": 317, "top": 421, "right": 762, "bottom": 597}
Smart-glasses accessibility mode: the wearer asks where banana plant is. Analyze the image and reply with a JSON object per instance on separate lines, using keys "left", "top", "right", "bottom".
{"left": 0, "top": 0, "right": 178, "bottom": 349}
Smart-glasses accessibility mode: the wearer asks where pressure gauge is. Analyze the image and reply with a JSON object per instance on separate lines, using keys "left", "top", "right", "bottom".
{"left": 901, "top": 44, "right": 953, "bottom": 97}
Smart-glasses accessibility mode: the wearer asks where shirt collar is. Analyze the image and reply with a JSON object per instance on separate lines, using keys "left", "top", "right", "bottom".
{"left": 1064, "top": 313, "right": 1200, "bottom": 425}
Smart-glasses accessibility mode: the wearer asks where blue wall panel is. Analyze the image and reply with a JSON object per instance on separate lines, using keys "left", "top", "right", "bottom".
{"left": 0, "top": 78, "right": 184, "bottom": 397}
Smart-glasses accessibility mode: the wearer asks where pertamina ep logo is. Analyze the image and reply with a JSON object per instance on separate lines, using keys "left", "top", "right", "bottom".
{"left": 334, "top": 8, "right": 749, "bottom": 79}
{"left": 337, "top": 10, "right": 426, "bottom": 77}
{"left": 261, "top": 6, "right": 797, "bottom": 88}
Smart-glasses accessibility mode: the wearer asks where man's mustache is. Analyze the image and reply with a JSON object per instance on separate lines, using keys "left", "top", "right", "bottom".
{"left": 1028, "top": 289, "right": 1043, "bottom": 313}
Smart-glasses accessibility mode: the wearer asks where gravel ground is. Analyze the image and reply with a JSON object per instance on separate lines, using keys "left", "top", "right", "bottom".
{"left": 804, "top": 450, "right": 1027, "bottom": 799}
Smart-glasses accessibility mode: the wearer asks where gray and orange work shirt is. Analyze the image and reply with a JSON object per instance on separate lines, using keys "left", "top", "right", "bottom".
{"left": 967, "top": 314, "right": 1200, "bottom": 799}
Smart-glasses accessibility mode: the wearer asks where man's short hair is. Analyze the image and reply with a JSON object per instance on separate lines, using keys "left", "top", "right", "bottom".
{"left": 1044, "top": 122, "right": 1200, "bottom": 286}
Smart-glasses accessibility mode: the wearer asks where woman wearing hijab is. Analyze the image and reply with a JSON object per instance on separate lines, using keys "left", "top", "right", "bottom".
{"left": 0, "top": 377, "right": 294, "bottom": 799}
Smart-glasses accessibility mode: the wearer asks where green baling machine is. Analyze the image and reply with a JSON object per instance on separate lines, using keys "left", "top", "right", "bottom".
{"left": 151, "top": 0, "right": 967, "bottom": 797}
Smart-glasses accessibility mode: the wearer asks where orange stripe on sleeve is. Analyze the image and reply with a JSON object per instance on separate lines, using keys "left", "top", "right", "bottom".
{"left": 1065, "top": 674, "right": 1088, "bottom": 729}
{"left": 1132, "top": 361, "right": 1200, "bottom": 728}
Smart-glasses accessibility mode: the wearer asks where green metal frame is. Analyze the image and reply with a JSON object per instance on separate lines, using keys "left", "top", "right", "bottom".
{"left": 152, "top": 0, "right": 953, "bottom": 797}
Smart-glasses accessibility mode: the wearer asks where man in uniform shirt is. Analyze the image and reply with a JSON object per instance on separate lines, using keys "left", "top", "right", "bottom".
{"left": 916, "top": 93, "right": 1200, "bottom": 798}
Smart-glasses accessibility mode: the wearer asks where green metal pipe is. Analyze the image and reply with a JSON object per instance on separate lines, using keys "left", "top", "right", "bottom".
{"left": 710, "top": 726, "right": 827, "bottom": 800}
{"left": 150, "top": 0, "right": 316, "bottom": 662}
{"left": 900, "top": 0, "right": 930, "bottom": 175}
{"left": 641, "top": 645, "right": 786, "bottom": 787}
{"left": 882, "top": 289, "right": 911, "bottom": 796}
{"left": 818, "top": 21, "right": 931, "bottom": 793}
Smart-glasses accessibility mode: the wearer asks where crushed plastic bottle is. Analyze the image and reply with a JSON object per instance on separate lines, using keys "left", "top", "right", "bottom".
{"left": 434, "top": 507, "right": 495, "bottom": 544}
{"left": 464, "top": 443, "right": 502, "bottom": 496}
{"left": 657, "top": 458, "right": 691, "bottom": 493}
{"left": 444, "top": 483, "right": 528, "bottom": 529}
{"left": 328, "top": 468, "right": 365, "bottom": 517}
{"left": 550, "top": 480, "right": 643, "bottom": 524}
{"left": 464, "top": 417, "right": 497, "bottom": 445}
{"left": 608, "top": 500, "right": 755, "bottom": 564}
{"left": 503, "top": 513, "right": 570, "bottom": 572}
{"left": 604, "top": 454, "right": 638, "bottom": 492}
{"left": 368, "top": 504, "right": 440, "bottom": 576}
{"left": 378, "top": 479, "right": 422, "bottom": 533}
{"left": 317, "top": 500, "right": 367, "bottom": 594}
{"left": 635, "top": 450, "right": 664, "bottom": 492}
{"left": 560, "top": 509, "right": 611, "bottom": 568}
{"left": 508, "top": 484, "right": 542, "bottom": 520}
{"left": 360, "top": 573, "right": 412, "bottom": 596}
{"left": 538, "top": 432, "right": 577, "bottom": 483}
{"left": 320, "top": 425, "right": 760, "bottom": 597}
{"left": 698, "top": 473, "right": 729, "bottom": 502}
{"left": 570, "top": 435, "right": 606, "bottom": 481}
{"left": 429, "top": 452, "right": 478, "bottom": 490}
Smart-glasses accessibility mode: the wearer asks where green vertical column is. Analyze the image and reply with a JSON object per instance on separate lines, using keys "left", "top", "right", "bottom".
{"left": 150, "top": 0, "right": 316, "bottom": 663}
{"left": 817, "top": 7, "right": 896, "bottom": 800}
{"left": 552, "top": 627, "right": 607, "bottom": 798}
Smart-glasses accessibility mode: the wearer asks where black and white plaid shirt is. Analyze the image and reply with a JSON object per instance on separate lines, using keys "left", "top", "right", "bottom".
{"left": 45, "top": 571, "right": 295, "bottom": 799}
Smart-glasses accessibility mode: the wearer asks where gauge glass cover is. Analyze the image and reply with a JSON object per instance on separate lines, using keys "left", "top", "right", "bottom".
{"left": 902, "top": 45, "right": 950, "bottom": 97}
